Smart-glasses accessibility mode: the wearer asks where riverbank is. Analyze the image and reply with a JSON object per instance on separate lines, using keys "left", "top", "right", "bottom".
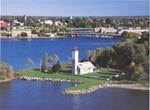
{"left": 17, "top": 75, "right": 149, "bottom": 95}
{"left": 0, "top": 79, "right": 12, "bottom": 83}
{"left": 0, "top": 35, "right": 68, "bottom": 39}
{"left": 16, "top": 70, "right": 149, "bottom": 95}
{"left": 64, "top": 83, "right": 149, "bottom": 95}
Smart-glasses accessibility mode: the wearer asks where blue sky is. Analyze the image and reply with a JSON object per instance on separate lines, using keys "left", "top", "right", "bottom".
{"left": 1, "top": 0, "right": 149, "bottom": 16}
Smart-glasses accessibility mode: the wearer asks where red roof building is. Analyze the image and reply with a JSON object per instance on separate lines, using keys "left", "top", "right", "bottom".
{"left": 0, "top": 21, "right": 7, "bottom": 28}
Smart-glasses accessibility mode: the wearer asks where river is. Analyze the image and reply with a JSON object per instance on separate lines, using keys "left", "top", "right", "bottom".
{"left": 0, "top": 37, "right": 148, "bottom": 110}
{"left": 1, "top": 37, "right": 121, "bottom": 70}
{"left": 0, "top": 80, "right": 148, "bottom": 110}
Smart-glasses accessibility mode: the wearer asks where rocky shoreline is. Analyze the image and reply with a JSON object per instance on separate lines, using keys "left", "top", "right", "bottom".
{"left": 0, "top": 79, "right": 12, "bottom": 83}
{"left": 18, "top": 76, "right": 149, "bottom": 95}
{"left": 64, "top": 84, "right": 103, "bottom": 95}
{"left": 19, "top": 76, "right": 83, "bottom": 84}
{"left": 103, "top": 83, "right": 149, "bottom": 91}
{"left": 64, "top": 84, "right": 149, "bottom": 95}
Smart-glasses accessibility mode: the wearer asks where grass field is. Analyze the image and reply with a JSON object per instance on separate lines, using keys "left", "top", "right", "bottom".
{"left": 82, "top": 72, "right": 116, "bottom": 79}
{"left": 16, "top": 70, "right": 105, "bottom": 90}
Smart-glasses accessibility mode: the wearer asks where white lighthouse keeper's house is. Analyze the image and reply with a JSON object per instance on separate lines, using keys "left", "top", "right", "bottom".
{"left": 72, "top": 47, "right": 96, "bottom": 75}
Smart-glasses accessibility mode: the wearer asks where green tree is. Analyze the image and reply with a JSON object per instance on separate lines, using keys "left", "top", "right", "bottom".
{"left": 20, "top": 32, "right": 28, "bottom": 37}
{"left": 52, "top": 61, "right": 61, "bottom": 73}
{"left": 0, "top": 62, "right": 14, "bottom": 80}
{"left": 121, "top": 31, "right": 128, "bottom": 41}
{"left": 41, "top": 53, "right": 49, "bottom": 72}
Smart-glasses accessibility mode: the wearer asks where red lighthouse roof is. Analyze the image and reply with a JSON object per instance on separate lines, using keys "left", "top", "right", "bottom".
{"left": 72, "top": 46, "right": 78, "bottom": 51}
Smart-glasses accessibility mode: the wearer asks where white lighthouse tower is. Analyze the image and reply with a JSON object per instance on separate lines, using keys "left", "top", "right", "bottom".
{"left": 72, "top": 47, "right": 79, "bottom": 75}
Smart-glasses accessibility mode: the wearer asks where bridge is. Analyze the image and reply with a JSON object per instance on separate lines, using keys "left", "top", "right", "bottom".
{"left": 57, "top": 32, "right": 121, "bottom": 38}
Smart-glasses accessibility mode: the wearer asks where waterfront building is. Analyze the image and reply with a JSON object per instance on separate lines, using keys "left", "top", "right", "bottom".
{"left": 0, "top": 21, "right": 7, "bottom": 30}
{"left": 94, "top": 27, "right": 118, "bottom": 34}
{"left": 72, "top": 47, "right": 96, "bottom": 75}
{"left": 11, "top": 28, "right": 32, "bottom": 38}
{"left": 118, "top": 28, "right": 149, "bottom": 35}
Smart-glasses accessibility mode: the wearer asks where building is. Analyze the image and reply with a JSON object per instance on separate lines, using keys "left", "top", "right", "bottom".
{"left": 72, "top": 47, "right": 96, "bottom": 75}
{"left": 94, "top": 27, "right": 118, "bottom": 34}
{"left": 44, "top": 20, "right": 53, "bottom": 25}
{"left": 118, "top": 28, "right": 149, "bottom": 35}
{"left": 54, "top": 21, "right": 63, "bottom": 26}
{"left": 11, "top": 28, "right": 32, "bottom": 38}
{"left": 0, "top": 21, "right": 7, "bottom": 30}
{"left": 12, "top": 20, "right": 24, "bottom": 27}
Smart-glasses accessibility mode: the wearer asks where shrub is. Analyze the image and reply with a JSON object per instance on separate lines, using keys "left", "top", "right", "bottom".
{"left": 20, "top": 32, "right": 27, "bottom": 37}
{"left": 52, "top": 62, "right": 61, "bottom": 73}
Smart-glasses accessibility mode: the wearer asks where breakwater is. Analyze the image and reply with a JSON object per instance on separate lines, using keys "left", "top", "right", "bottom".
{"left": 18, "top": 75, "right": 102, "bottom": 95}
{"left": 18, "top": 76, "right": 149, "bottom": 95}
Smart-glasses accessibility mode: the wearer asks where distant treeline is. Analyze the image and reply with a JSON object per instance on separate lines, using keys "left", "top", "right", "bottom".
{"left": 1, "top": 16, "right": 149, "bottom": 28}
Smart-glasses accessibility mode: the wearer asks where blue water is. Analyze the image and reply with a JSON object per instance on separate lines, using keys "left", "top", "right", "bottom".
{"left": 0, "top": 80, "right": 148, "bottom": 110}
{"left": 0, "top": 37, "right": 148, "bottom": 110}
{"left": 1, "top": 37, "right": 121, "bottom": 70}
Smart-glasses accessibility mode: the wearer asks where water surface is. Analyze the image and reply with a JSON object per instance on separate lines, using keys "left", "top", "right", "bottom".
{"left": 0, "top": 80, "right": 148, "bottom": 110}
{"left": 1, "top": 37, "right": 121, "bottom": 70}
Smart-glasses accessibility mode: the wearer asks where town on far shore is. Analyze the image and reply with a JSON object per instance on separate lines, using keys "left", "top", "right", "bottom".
{"left": 0, "top": 15, "right": 149, "bottom": 39}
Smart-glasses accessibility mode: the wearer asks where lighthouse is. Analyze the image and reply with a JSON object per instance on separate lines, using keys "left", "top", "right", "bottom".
{"left": 72, "top": 47, "right": 79, "bottom": 75}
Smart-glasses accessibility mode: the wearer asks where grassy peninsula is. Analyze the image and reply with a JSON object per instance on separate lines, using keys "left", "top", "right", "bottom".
{"left": 16, "top": 70, "right": 104, "bottom": 91}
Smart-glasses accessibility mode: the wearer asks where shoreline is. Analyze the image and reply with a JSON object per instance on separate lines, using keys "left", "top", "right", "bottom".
{"left": 17, "top": 75, "right": 149, "bottom": 95}
{"left": 64, "top": 83, "right": 149, "bottom": 95}
{"left": 0, "top": 79, "right": 12, "bottom": 83}
{"left": 0, "top": 36, "right": 68, "bottom": 39}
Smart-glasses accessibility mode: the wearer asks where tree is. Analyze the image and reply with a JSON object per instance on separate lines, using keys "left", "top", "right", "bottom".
{"left": 87, "top": 50, "right": 96, "bottom": 62}
{"left": 26, "top": 58, "right": 34, "bottom": 69}
{"left": 52, "top": 61, "right": 61, "bottom": 73}
{"left": 41, "top": 53, "right": 49, "bottom": 72}
{"left": 121, "top": 31, "right": 128, "bottom": 41}
{"left": 49, "top": 54, "right": 59, "bottom": 64}
{"left": 0, "top": 62, "right": 14, "bottom": 80}
{"left": 20, "top": 32, "right": 28, "bottom": 37}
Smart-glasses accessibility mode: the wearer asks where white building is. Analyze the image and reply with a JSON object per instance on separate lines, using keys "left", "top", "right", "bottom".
{"left": 54, "top": 21, "right": 63, "bottom": 26}
{"left": 118, "top": 28, "right": 149, "bottom": 35}
{"left": 94, "top": 27, "right": 118, "bottom": 34}
{"left": 44, "top": 20, "right": 53, "bottom": 25}
{"left": 72, "top": 47, "right": 96, "bottom": 75}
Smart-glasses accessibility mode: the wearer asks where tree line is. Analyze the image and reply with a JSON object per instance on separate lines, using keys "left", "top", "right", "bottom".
{"left": 0, "top": 62, "right": 14, "bottom": 80}
{"left": 87, "top": 31, "right": 149, "bottom": 80}
{"left": 2, "top": 16, "right": 149, "bottom": 29}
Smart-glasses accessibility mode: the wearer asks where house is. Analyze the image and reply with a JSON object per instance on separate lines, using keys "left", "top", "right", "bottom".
{"left": 12, "top": 20, "right": 24, "bottom": 27}
{"left": 0, "top": 21, "right": 7, "bottom": 30}
{"left": 72, "top": 47, "right": 96, "bottom": 75}
{"left": 54, "top": 21, "right": 63, "bottom": 26}
{"left": 44, "top": 20, "right": 53, "bottom": 25}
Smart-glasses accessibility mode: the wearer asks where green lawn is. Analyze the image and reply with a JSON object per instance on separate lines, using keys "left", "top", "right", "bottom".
{"left": 16, "top": 70, "right": 104, "bottom": 90}
{"left": 82, "top": 71, "right": 117, "bottom": 79}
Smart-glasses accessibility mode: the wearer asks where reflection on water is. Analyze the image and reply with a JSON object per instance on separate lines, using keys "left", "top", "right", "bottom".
{"left": 0, "top": 80, "right": 149, "bottom": 110}
{"left": 0, "top": 82, "right": 11, "bottom": 96}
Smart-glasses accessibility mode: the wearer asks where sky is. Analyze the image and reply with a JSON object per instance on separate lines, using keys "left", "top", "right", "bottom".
{"left": 1, "top": 0, "right": 149, "bottom": 16}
